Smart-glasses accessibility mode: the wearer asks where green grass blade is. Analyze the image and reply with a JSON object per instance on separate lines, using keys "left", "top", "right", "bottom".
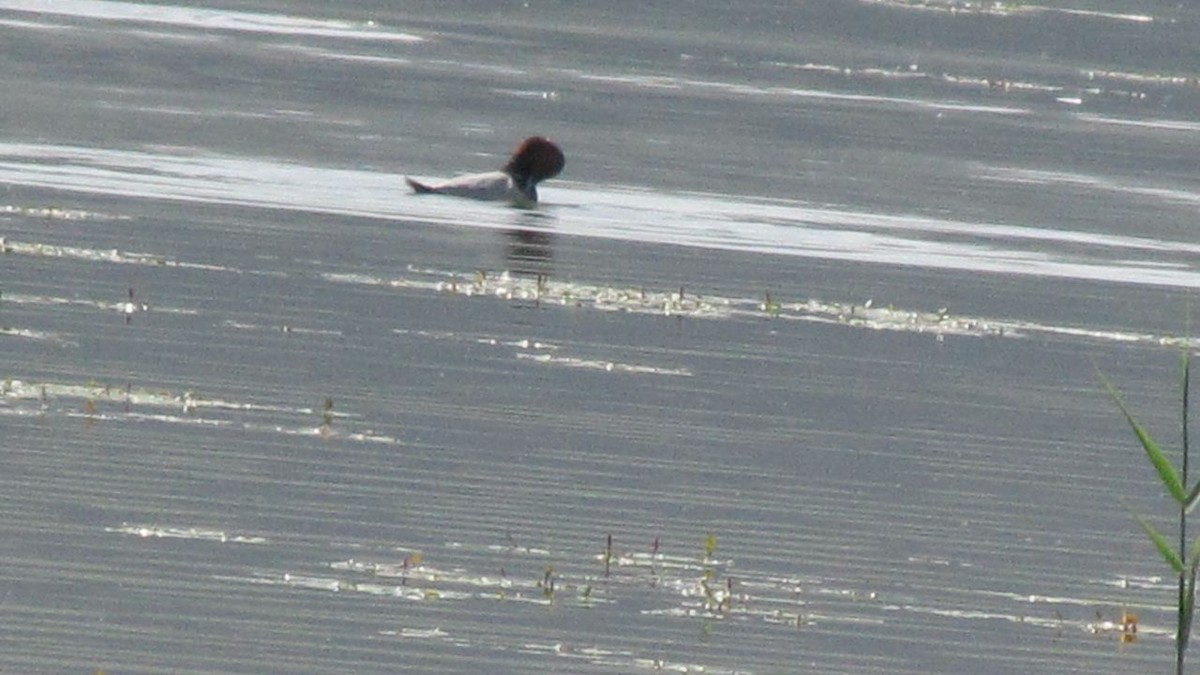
{"left": 1125, "top": 505, "right": 1184, "bottom": 573}
{"left": 1101, "top": 373, "right": 1187, "bottom": 503}
{"left": 1186, "top": 481, "right": 1200, "bottom": 514}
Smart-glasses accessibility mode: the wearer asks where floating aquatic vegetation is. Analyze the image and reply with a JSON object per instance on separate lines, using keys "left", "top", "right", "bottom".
{"left": 160, "top": 521, "right": 1168, "bottom": 674}
{"left": 0, "top": 204, "right": 121, "bottom": 221}
{"left": 107, "top": 523, "right": 268, "bottom": 544}
{"left": 0, "top": 238, "right": 171, "bottom": 267}
{"left": 513, "top": 352, "right": 692, "bottom": 376}
{"left": 222, "top": 319, "right": 343, "bottom": 337}
{"left": 392, "top": 328, "right": 693, "bottom": 377}
{"left": 0, "top": 325, "right": 74, "bottom": 345}
{"left": 1, "top": 289, "right": 196, "bottom": 322}
{"left": 0, "top": 236, "right": 268, "bottom": 276}
{"left": 334, "top": 263, "right": 1197, "bottom": 348}
{"left": 0, "top": 378, "right": 395, "bottom": 444}
{"left": 319, "top": 397, "right": 335, "bottom": 437}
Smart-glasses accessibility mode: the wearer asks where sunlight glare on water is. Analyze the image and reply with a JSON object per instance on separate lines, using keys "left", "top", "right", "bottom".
{"left": 0, "top": 0, "right": 423, "bottom": 41}
{"left": 1, "top": 142, "right": 1198, "bottom": 288}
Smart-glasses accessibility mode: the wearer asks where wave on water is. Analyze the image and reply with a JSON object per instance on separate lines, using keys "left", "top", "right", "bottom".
{"left": 0, "top": 141, "right": 1197, "bottom": 289}
{"left": 0, "top": 0, "right": 423, "bottom": 42}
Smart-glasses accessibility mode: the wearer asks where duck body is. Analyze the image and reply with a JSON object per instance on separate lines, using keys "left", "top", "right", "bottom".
{"left": 406, "top": 171, "right": 535, "bottom": 202}
{"left": 406, "top": 136, "right": 564, "bottom": 205}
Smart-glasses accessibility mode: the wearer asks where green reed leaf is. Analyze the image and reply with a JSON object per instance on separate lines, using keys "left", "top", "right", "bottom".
{"left": 1126, "top": 506, "right": 1184, "bottom": 573}
{"left": 1186, "top": 481, "right": 1200, "bottom": 515}
{"left": 1102, "top": 373, "right": 1186, "bottom": 503}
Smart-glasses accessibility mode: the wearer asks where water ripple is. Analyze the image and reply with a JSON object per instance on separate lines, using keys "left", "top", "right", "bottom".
{"left": 1, "top": 142, "right": 1196, "bottom": 289}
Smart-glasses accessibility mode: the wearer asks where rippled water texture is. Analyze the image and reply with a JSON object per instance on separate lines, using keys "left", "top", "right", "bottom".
{"left": 3, "top": 1, "right": 1200, "bottom": 673}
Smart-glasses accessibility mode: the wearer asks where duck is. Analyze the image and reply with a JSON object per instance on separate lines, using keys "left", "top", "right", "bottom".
{"left": 406, "top": 136, "right": 565, "bottom": 205}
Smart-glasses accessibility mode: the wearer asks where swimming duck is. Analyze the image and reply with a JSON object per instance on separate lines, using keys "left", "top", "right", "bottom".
{"left": 406, "top": 136, "right": 565, "bottom": 205}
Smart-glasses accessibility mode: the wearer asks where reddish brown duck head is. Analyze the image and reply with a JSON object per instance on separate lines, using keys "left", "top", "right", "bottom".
{"left": 504, "top": 136, "right": 565, "bottom": 186}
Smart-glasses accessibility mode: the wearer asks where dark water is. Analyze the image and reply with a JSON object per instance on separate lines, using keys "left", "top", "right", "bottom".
{"left": 3, "top": 1, "right": 1200, "bottom": 672}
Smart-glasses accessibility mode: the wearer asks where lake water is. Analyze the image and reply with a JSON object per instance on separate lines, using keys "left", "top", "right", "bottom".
{"left": 3, "top": 1, "right": 1200, "bottom": 672}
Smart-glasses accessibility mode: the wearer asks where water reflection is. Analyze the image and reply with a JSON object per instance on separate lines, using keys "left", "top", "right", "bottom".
{"left": 503, "top": 212, "right": 556, "bottom": 279}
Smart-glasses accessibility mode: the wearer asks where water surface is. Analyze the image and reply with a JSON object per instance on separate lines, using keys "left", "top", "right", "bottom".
{"left": 3, "top": 1, "right": 1200, "bottom": 672}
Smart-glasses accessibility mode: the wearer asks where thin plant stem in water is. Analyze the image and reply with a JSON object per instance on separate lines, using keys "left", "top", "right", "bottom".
{"left": 1184, "top": 343, "right": 1193, "bottom": 675}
